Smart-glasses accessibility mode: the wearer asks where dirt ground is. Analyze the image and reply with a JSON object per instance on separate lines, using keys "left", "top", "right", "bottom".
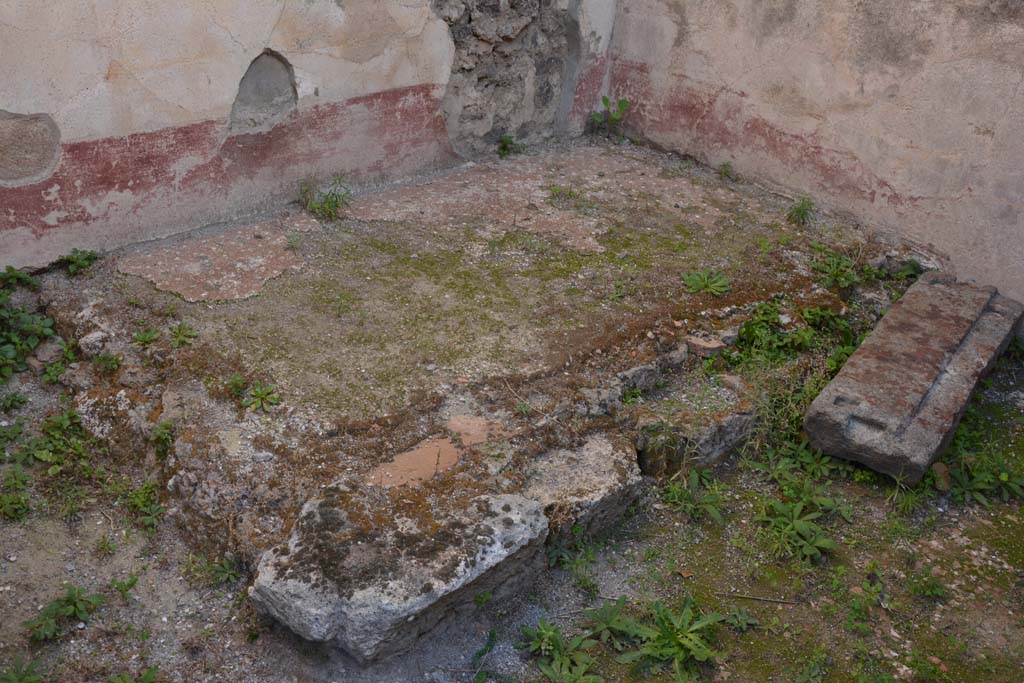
{"left": 2, "top": 139, "right": 1021, "bottom": 683}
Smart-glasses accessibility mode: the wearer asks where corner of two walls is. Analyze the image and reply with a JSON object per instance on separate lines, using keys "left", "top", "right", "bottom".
{"left": 605, "top": 0, "right": 1024, "bottom": 302}
{"left": 0, "top": 0, "right": 619, "bottom": 269}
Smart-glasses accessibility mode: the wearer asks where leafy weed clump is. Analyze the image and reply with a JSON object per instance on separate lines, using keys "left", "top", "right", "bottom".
{"left": 590, "top": 96, "right": 630, "bottom": 139}
{"left": 682, "top": 269, "right": 731, "bottom": 297}
{"left": 299, "top": 175, "right": 352, "bottom": 221}
{"left": 24, "top": 583, "right": 104, "bottom": 641}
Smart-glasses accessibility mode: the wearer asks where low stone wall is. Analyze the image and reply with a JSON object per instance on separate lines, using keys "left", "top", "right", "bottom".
{"left": 608, "top": 0, "right": 1024, "bottom": 301}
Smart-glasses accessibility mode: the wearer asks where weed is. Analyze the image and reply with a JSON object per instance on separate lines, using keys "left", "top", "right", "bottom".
{"left": 906, "top": 568, "right": 946, "bottom": 601}
{"left": 662, "top": 469, "right": 723, "bottom": 524}
{"left": 590, "top": 95, "right": 630, "bottom": 139}
{"left": 471, "top": 629, "right": 498, "bottom": 681}
{"left": 299, "top": 175, "right": 351, "bottom": 221}
{"left": 93, "top": 353, "right": 123, "bottom": 373}
{"left": 725, "top": 302, "right": 813, "bottom": 366}
{"left": 108, "top": 666, "right": 158, "bottom": 683}
{"left": 756, "top": 500, "right": 837, "bottom": 561}
{"left": 474, "top": 591, "right": 493, "bottom": 608}
{"left": 548, "top": 527, "right": 600, "bottom": 597}
{"left": 225, "top": 373, "right": 248, "bottom": 398}
{"left": 794, "top": 648, "right": 829, "bottom": 683}
{"left": 497, "top": 134, "right": 525, "bottom": 158}
{"left": 126, "top": 482, "right": 164, "bottom": 532}
{"left": 520, "top": 620, "right": 602, "bottom": 683}
{"left": 1, "top": 287, "right": 56, "bottom": 384}
{"left": 24, "top": 583, "right": 104, "bottom": 641}
{"left": 515, "top": 401, "right": 532, "bottom": 418}
{"left": 0, "top": 491, "right": 30, "bottom": 520}
{"left": 1, "top": 391, "right": 27, "bottom": 412}
{"left": 149, "top": 420, "right": 174, "bottom": 460}
{"left": 285, "top": 233, "right": 301, "bottom": 251}
{"left": 682, "top": 269, "right": 731, "bottom": 296}
{"left": 183, "top": 553, "right": 241, "bottom": 586}
{"left": 811, "top": 243, "right": 861, "bottom": 290}
{"left": 717, "top": 162, "right": 737, "bottom": 181}
{"left": 95, "top": 535, "right": 117, "bottom": 558}
{"left": 42, "top": 360, "right": 65, "bottom": 384}
{"left": 59, "top": 249, "right": 99, "bottom": 275}
{"left": 621, "top": 387, "right": 643, "bottom": 405}
{"left": 606, "top": 280, "right": 628, "bottom": 302}
{"left": 243, "top": 382, "right": 281, "bottom": 413}
{"left": 132, "top": 327, "right": 160, "bottom": 348}
{"left": 584, "top": 596, "right": 639, "bottom": 652}
{"left": 943, "top": 402, "right": 1024, "bottom": 507}
{"left": 169, "top": 322, "right": 197, "bottom": 348}
{"left": 618, "top": 599, "right": 723, "bottom": 681}
{"left": 0, "top": 266, "right": 38, "bottom": 290}
{"left": 0, "top": 657, "right": 43, "bottom": 683}
{"left": 547, "top": 185, "right": 597, "bottom": 215}
{"left": 786, "top": 197, "right": 814, "bottom": 226}
{"left": 724, "top": 606, "right": 759, "bottom": 633}
{"left": 110, "top": 574, "right": 139, "bottom": 602}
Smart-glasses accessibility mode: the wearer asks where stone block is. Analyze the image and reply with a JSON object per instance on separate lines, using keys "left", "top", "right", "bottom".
{"left": 250, "top": 492, "right": 547, "bottom": 664}
{"left": 522, "top": 434, "right": 642, "bottom": 541}
{"left": 805, "top": 273, "right": 1024, "bottom": 484}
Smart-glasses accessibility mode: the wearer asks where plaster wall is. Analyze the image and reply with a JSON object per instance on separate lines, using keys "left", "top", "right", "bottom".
{"left": 609, "top": 0, "right": 1024, "bottom": 301}
{"left": 0, "top": 0, "right": 458, "bottom": 266}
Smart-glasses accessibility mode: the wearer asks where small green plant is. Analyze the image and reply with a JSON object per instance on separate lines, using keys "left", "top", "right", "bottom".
{"left": 299, "top": 175, "right": 352, "bottom": 221}
{"left": 243, "top": 382, "right": 281, "bottom": 413}
{"left": 682, "top": 269, "right": 731, "bottom": 297}
{"left": 110, "top": 574, "right": 139, "bottom": 602}
{"left": 1, "top": 657, "right": 43, "bottom": 683}
{"left": 724, "top": 606, "right": 759, "bottom": 633}
{"left": 811, "top": 243, "right": 861, "bottom": 291}
{"left": 756, "top": 499, "right": 837, "bottom": 561}
{"left": 662, "top": 469, "right": 723, "bottom": 524}
{"left": 584, "top": 596, "right": 642, "bottom": 652}
{"left": 126, "top": 481, "right": 164, "bottom": 532}
{"left": 515, "top": 401, "right": 532, "bottom": 418}
{"left": 474, "top": 591, "right": 493, "bottom": 608}
{"left": 0, "top": 491, "right": 31, "bottom": 520}
{"left": 621, "top": 387, "right": 643, "bottom": 405}
{"left": 590, "top": 95, "right": 630, "bottom": 139}
{"left": 717, "top": 162, "right": 737, "bottom": 181}
{"left": 133, "top": 327, "right": 160, "bottom": 348}
{"left": 1, "top": 391, "right": 28, "bottom": 412}
{"left": 786, "top": 196, "right": 814, "bottom": 226}
{"left": 547, "top": 185, "right": 597, "bottom": 215}
{"left": 108, "top": 666, "right": 158, "bottom": 683}
{"left": 285, "top": 233, "right": 302, "bottom": 251}
{"left": 59, "top": 249, "right": 99, "bottom": 275}
{"left": 24, "top": 583, "right": 105, "bottom": 641}
{"left": 183, "top": 553, "right": 241, "bottom": 586}
{"left": 497, "top": 134, "right": 526, "bottom": 158}
{"left": 93, "top": 353, "right": 123, "bottom": 373}
{"left": 42, "top": 360, "right": 66, "bottom": 384}
{"left": 169, "top": 322, "right": 197, "bottom": 348}
{"left": 225, "top": 373, "right": 248, "bottom": 398}
{"left": 906, "top": 568, "right": 947, "bottom": 601}
{"left": 520, "top": 620, "right": 602, "bottom": 683}
{"left": 149, "top": 420, "right": 174, "bottom": 460}
{"left": 606, "top": 280, "right": 628, "bottom": 302}
{"left": 0, "top": 266, "right": 38, "bottom": 290}
{"left": 547, "top": 526, "right": 600, "bottom": 597}
{"left": 617, "top": 599, "right": 723, "bottom": 680}
{"left": 95, "top": 535, "right": 117, "bottom": 558}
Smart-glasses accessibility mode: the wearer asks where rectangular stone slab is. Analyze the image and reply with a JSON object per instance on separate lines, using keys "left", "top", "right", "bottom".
{"left": 805, "top": 272, "right": 1023, "bottom": 484}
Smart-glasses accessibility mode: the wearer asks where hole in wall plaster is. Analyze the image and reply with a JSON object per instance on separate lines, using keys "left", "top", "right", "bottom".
{"left": 0, "top": 110, "right": 61, "bottom": 187}
{"left": 229, "top": 50, "right": 298, "bottom": 135}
